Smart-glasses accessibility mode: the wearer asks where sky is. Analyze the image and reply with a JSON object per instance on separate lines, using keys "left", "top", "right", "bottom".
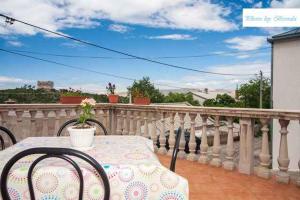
{"left": 0, "top": 0, "right": 299, "bottom": 94}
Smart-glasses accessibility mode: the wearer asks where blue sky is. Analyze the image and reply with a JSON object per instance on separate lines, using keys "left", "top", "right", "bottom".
{"left": 0, "top": 0, "right": 299, "bottom": 93}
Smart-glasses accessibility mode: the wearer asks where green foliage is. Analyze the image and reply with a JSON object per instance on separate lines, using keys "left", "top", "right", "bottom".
{"left": 203, "top": 93, "right": 237, "bottom": 107}
{"left": 60, "top": 88, "right": 84, "bottom": 97}
{"left": 77, "top": 99, "right": 95, "bottom": 126}
{"left": 128, "top": 77, "right": 164, "bottom": 103}
{"left": 238, "top": 77, "right": 271, "bottom": 108}
{"left": 164, "top": 92, "right": 200, "bottom": 106}
{"left": 203, "top": 77, "right": 271, "bottom": 109}
{"left": 0, "top": 85, "right": 60, "bottom": 103}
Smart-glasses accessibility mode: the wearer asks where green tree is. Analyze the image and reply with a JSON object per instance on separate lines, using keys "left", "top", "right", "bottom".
{"left": 203, "top": 93, "right": 236, "bottom": 107}
{"left": 128, "top": 77, "right": 164, "bottom": 103}
{"left": 238, "top": 77, "right": 271, "bottom": 108}
{"left": 164, "top": 92, "right": 200, "bottom": 106}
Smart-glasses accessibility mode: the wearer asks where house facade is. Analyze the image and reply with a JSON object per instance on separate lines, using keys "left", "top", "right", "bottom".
{"left": 268, "top": 28, "right": 300, "bottom": 171}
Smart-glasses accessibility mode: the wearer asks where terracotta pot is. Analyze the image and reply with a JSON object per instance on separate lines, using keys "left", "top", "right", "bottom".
{"left": 133, "top": 97, "right": 151, "bottom": 105}
{"left": 60, "top": 96, "right": 87, "bottom": 104}
{"left": 108, "top": 94, "right": 119, "bottom": 103}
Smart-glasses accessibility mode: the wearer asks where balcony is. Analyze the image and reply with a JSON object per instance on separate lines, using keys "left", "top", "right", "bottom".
{"left": 0, "top": 103, "right": 300, "bottom": 199}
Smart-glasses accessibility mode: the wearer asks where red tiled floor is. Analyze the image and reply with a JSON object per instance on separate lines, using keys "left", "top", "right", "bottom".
{"left": 158, "top": 155, "right": 300, "bottom": 200}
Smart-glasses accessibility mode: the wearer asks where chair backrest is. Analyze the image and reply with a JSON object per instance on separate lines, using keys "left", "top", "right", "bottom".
{"left": 57, "top": 118, "right": 108, "bottom": 136}
{"left": 0, "top": 126, "right": 17, "bottom": 150}
{"left": 0, "top": 147, "right": 110, "bottom": 200}
{"left": 170, "top": 127, "right": 182, "bottom": 172}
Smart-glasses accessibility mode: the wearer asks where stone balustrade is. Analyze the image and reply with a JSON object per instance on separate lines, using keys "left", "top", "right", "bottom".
{"left": 1, "top": 103, "right": 300, "bottom": 184}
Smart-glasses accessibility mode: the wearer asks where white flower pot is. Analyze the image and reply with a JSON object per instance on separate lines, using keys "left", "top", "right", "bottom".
{"left": 67, "top": 126, "right": 96, "bottom": 149}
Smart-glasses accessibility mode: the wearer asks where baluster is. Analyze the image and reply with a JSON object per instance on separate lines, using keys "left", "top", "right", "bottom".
{"left": 210, "top": 116, "right": 221, "bottom": 167}
{"left": 102, "top": 109, "right": 110, "bottom": 134}
{"left": 178, "top": 113, "right": 186, "bottom": 159}
{"left": 116, "top": 110, "right": 122, "bottom": 135}
{"left": 143, "top": 112, "right": 149, "bottom": 138}
{"left": 122, "top": 110, "right": 129, "bottom": 135}
{"left": 257, "top": 118, "right": 271, "bottom": 179}
{"left": 297, "top": 160, "right": 300, "bottom": 187}
{"left": 198, "top": 114, "right": 209, "bottom": 164}
{"left": 135, "top": 111, "right": 141, "bottom": 136}
{"left": 47, "top": 110, "right": 56, "bottom": 136}
{"left": 7, "top": 110, "right": 18, "bottom": 140}
{"left": 69, "top": 109, "right": 77, "bottom": 119}
{"left": 151, "top": 112, "right": 158, "bottom": 152}
{"left": 34, "top": 110, "right": 44, "bottom": 136}
{"left": 0, "top": 112, "right": 3, "bottom": 126}
{"left": 59, "top": 109, "right": 67, "bottom": 127}
{"left": 167, "top": 112, "right": 176, "bottom": 156}
{"left": 30, "top": 111, "right": 37, "bottom": 136}
{"left": 223, "top": 117, "right": 235, "bottom": 170}
{"left": 276, "top": 119, "right": 290, "bottom": 183}
{"left": 187, "top": 113, "right": 197, "bottom": 161}
{"left": 129, "top": 111, "right": 135, "bottom": 135}
{"left": 54, "top": 110, "right": 60, "bottom": 134}
{"left": 158, "top": 112, "right": 167, "bottom": 154}
{"left": 21, "top": 111, "right": 31, "bottom": 139}
{"left": 16, "top": 111, "right": 23, "bottom": 138}
{"left": 42, "top": 110, "right": 49, "bottom": 136}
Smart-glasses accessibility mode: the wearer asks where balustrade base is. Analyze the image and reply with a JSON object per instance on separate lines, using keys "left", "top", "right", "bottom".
{"left": 186, "top": 153, "right": 198, "bottom": 161}
{"left": 210, "top": 158, "right": 222, "bottom": 167}
{"left": 297, "top": 178, "right": 300, "bottom": 187}
{"left": 178, "top": 151, "right": 186, "bottom": 159}
{"left": 256, "top": 166, "right": 271, "bottom": 179}
{"left": 276, "top": 171, "right": 290, "bottom": 184}
{"left": 223, "top": 161, "right": 235, "bottom": 171}
{"left": 157, "top": 148, "right": 167, "bottom": 155}
{"left": 198, "top": 155, "right": 209, "bottom": 164}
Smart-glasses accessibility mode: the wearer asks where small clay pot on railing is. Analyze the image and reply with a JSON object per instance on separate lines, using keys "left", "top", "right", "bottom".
{"left": 108, "top": 94, "right": 119, "bottom": 103}
{"left": 133, "top": 97, "right": 150, "bottom": 105}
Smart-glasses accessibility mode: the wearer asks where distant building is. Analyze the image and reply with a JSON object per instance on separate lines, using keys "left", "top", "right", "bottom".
{"left": 37, "top": 81, "right": 54, "bottom": 91}
{"left": 268, "top": 28, "right": 300, "bottom": 171}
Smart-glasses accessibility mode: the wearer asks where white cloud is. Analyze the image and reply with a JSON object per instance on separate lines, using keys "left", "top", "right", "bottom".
{"left": 253, "top": 1, "right": 263, "bottom": 8}
{"left": 260, "top": 27, "right": 288, "bottom": 36}
{"left": 224, "top": 36, "right": 267, "bottom": 51}
{"left": 271, "top": 0, "right": 300, "bottom": 8}
{"left": 0, "top": 76, "right": 33, "bottom": 83}
{"left": 108, "top": 24, "right": 130, "bottom": 33}
{"left": 147, "top": 34, "right": 196, "bottom": 40}
{"left": 0, "top": 0, "right": 237, "bottom": 36}
{"left": 7, "top": 40, "right": 23, "bottom": 47}
{"left": 154, "top": 61, "right": 270, "bottom": 90}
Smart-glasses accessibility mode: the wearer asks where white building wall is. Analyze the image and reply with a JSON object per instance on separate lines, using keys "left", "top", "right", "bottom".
{"left": 272, "top": 38, "right": 300, "bottom": 171}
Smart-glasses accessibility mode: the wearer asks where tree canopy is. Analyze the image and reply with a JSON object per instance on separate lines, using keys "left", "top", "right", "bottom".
{"left": 164, "top": 92, "right": 200, "bottom": 106}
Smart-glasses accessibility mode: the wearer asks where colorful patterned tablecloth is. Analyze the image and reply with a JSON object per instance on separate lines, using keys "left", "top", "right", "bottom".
{"left": 0, "top": 136, "right": 189, "bottom": 200}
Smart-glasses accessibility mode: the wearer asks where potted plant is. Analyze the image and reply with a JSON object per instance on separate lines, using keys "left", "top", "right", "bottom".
{"left": 60, "top": 88, "right": 87, "bottom": 104}
{"left": 106, "top": 82, "right": 119, "bottom": 103}
{"left": 67, "top": 98, "right": 96, "bottom": 149}
{"left": 132, "top": 88, "right": 151, "bottom": 105}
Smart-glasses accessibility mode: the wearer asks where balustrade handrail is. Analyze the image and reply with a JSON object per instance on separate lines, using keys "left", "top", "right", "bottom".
{"left": 1, "top": 103, "right": 300, "bottom": 120}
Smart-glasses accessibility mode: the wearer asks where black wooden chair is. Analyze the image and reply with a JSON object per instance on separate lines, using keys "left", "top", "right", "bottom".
{"left": 0, "top": 147, "right": 110, "bottom": 200}
{"left": 170, "top": 127, "right": 182, "bottom": 172}
{"left": 57, "top": 118, "right": 108, "bottom": 136}
{"left": 0, "top": 126, "right": 17, "bottom": 150}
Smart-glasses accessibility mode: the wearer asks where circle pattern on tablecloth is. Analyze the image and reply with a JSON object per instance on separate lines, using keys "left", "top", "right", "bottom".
{"left": 124, "top": 152, "right": 149, "bottom": 160}
{"left": 9, "top": 166, "right": 28, "bottom": 184}
{"left": 160, "top": 170, "right": 179, "bottom": 189}
{"left": 94, "top": 164, "right": 119, "bottom": 180}
{"left": 125, "top": 181, "right": 148, "bottom": 200}
{"left": 36, "top": 172, "right": 59, "bottom": 193}
{"left": 63, "top": 184, "right": 78, "bottom": 200}
{"left": 40, "top": 194, "right": 60, "bottom": 200}
{"left": 138, "top": 163, "right": 159, "bottom": 177}
{"left": 159, "top": 191, "right": 185, "bottom": 200}
{"left": 118, "top": 167, "right": 134, "bottom": 182}
{"left": 8, "top": 187, "right": 21, "bottom": 200}
{"left": 86, "top": 183, "right": 104, "bottom": 200}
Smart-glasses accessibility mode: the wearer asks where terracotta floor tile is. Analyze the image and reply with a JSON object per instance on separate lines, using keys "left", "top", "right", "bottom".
{"left": 158, "top": 155, "right": 300, "bottom": 200}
